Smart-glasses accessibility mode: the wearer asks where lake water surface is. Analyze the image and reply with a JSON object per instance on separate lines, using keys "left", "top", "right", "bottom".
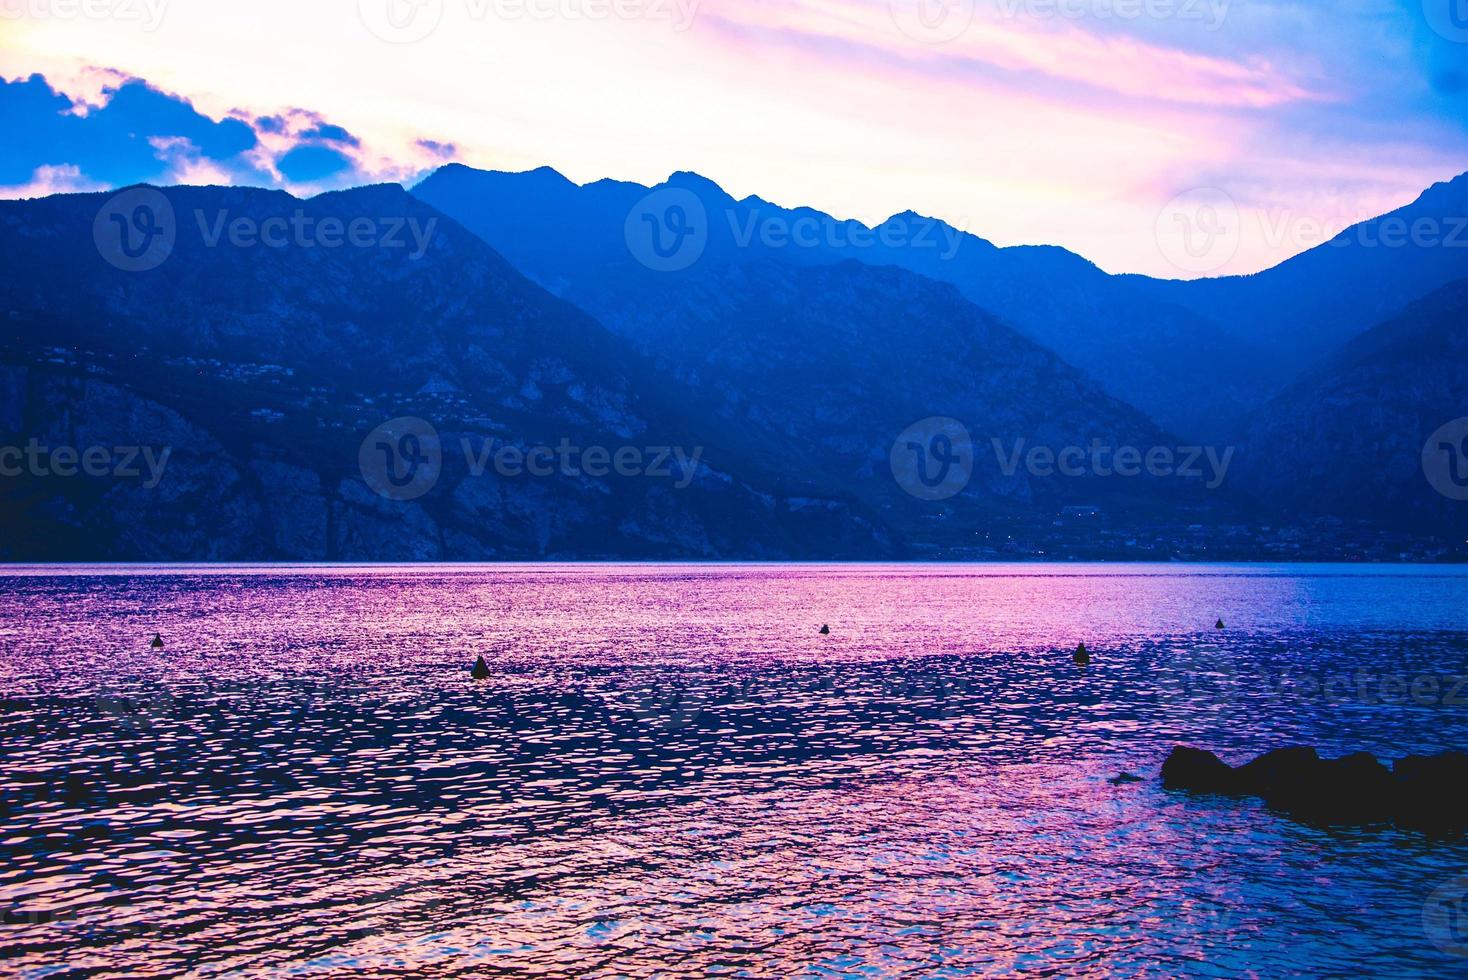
{"left": 3, "top": 564, "right": 1468, "bottom": 977}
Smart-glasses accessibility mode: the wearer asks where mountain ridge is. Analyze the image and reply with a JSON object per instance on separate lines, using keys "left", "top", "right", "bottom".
{"left": 4, "top": 172, "right": 1464, "bottom": 560}
{"left": 413, "top": 163, "right": 1269, "bottom": 442}
{"left": 1125, "top": 170, "right": 1468, "bottom": 369}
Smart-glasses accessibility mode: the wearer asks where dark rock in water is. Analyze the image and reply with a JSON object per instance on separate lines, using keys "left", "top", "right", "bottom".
{"left": 1395, "top": 752, "right": 1468, "bottom": 832}
{"left": 471, "top": 656, "right": 491, "bottom": 680}
{"left": 819, "top": 625, "right": 830, "bottom": 635}
{"left": 1074, "top": 642, "right": 1090, "bottom": 667}
{"left": 1109, "top": 772, "right": 1143, "bottom": 785}
{"left": 1162, "top": 745, "right": 1466, "bottom": 829}
{"left": 1215, "top": 618, "right": 1226, "bottom": 629}
{"left": 1161, "top": 746, "right": 1237, "bottom": 793}
{"left": 1267, "top": 751, "right": 1395, "bottom": 823}
{"left": 1233, "top": 746, "right": 1320, "bottom": 795}
{"left": 1392, "top": 752, "right": 1468, "bottom": 782}
{"left": 150, "top": 633, "right": 164, "bottom": 649}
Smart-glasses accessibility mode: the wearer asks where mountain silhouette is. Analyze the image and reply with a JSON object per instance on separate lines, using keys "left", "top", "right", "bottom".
{"left": 413, "top": 165, "right": 1270, "bottom": 557}
{"left": 5, "top": 169, "right": 1466, "bottom": 560}
{"left": 414, "top": 164, "right": 1267, "bottom": 442}
{"left": 1130, "top": 171, "right": 1468, "bottom": 377}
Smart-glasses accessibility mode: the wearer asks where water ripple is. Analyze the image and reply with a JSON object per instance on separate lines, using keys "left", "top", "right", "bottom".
{"left": 2, "top": 564, "right": 1467, "bottom": 977}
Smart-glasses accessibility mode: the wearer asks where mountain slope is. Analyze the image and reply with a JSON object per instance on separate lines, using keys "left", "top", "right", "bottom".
{"left": 414, "top": 164, "right": 1267, "bottom": 442}
{"left": 415, "top": 166, "right": 1252, "bottom": 557}
{"left": 1130, "top": 171, "right": 1468, "bottom": 371}
{"left": 1237, "top": 278, "right": 1468, "bottom": 540}
{"left": 0, "top": 183, "right": 891, "bottom": 560}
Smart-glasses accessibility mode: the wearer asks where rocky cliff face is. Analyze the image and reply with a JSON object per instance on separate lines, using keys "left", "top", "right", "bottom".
{"left": 0, "top": 366, "right": 264, "bottom": 559}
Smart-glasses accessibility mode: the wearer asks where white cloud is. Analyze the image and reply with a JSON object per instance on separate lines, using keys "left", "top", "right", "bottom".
{"left": 0, "top": 163, "right": 107, "bottom": 199}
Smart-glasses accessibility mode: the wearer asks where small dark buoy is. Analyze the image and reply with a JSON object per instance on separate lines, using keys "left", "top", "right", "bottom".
{"left": 149, "top": 633, "right": 164, "bottom": 650}
{"left": 1109, "top": 772, "right": 1142, "bottom": 785}
{"left": 471, "top": 655, "right": 490, "bottom": 680}
{"left": 1074, "top": 642, "right": 1090, "bottom": 667}
{"left": 819, "top": 624, "right": 830, "bottom": 635}
{"left": 1215, "top": 618, "right": 1226, "bottom": 630}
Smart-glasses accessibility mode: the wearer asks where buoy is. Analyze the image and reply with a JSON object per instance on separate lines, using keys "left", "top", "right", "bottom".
{"left": 150, "top": 633, "right": 164, "bottom": 650}
{"left": 1074, "top": 642, "right": 1090, "bottom": 667}
{"left": 471, "top": 655, "right": 490, "bottom": 680}
{"left": 1215, "top": 618, "right": 1226, "bottom": 630}
{"left": 819, "top": 624, "right": 830, "bottom": 635}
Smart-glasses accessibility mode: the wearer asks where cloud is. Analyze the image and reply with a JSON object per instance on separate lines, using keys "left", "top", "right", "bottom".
{"left": 695, "top": 0, "right": 1323, "bottom": 109}
{"left": 416, "top": 139, "right": 458, "bottom": 160}
{"left": 1411, "top": 0, "right": 1468, "bottom": 117}
{"left": 298, "top": 121, "right": 361, "bottom": 147}
{"left": 0, "top": 73, "right": 260, "bottom": 187}
{"left": 147, "top": 136, "right": 240, "bottom": 186}
{"left": 0, "top": 72, "right": 456, "bottom": 197}
{"left": 0, "top": 164, "right": 108, "bottom": 200}
{"left": 1, "top": 0, "right": 1460, "bottom": 279}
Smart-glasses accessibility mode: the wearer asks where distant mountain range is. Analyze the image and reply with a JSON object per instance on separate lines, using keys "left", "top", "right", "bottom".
{"left": 1, "top": 167, "right": 1465, "bottom": 561}
{"left": 1128, "top": 173, "right": 1468, "bottom": 373}
{"left": 414, "top": 165, "right": 1267, "bottom": 443}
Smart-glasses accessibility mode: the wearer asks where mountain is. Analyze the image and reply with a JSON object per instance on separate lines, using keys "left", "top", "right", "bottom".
{"left": 413, "top": 164, "right": 1267, "bottom": 442}
{"left": 6, "top": 174, "right": 1459, "bottom": 561}
{"left": 0, "top": 183, "right": 892, "bottom": 560}
{"left": 415, "top": 166, "right": 1257, "bottom": 558}
{"left": 1236, "top": 278, "right": 1468, "bottom": 542}
{"left": 1130, "top": 171, "right": 1468, "bottom": 373}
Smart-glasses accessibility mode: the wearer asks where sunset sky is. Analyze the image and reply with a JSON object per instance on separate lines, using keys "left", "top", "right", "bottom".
{"left": 2, "top": 0, "right": 1466, "bottom": 276}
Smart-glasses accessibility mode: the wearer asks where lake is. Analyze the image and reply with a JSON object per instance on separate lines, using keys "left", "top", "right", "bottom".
{"left": 3, "top": 563, "right": 1468, "bottom": 977}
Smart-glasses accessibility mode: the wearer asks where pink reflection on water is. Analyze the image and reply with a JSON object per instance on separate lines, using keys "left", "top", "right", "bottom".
{"left": 2, "top": 564, "right": 1468, "bottom": 976}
